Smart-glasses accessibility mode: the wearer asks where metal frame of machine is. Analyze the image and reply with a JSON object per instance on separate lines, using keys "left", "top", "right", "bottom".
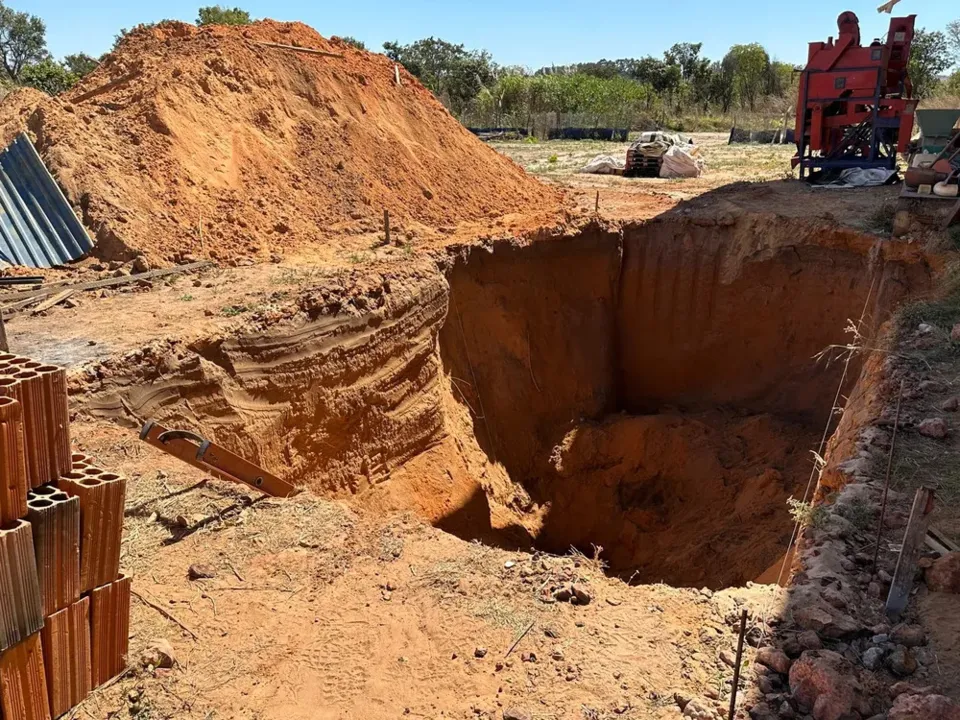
{"left": 793, "top": 11, "right": 916, "bottom": 180}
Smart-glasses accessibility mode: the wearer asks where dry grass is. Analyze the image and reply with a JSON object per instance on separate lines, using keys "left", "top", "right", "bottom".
{"left": 889, "top": 283, "right": 960, "bottom": 542}
{"left": 493, "top": 132, "right": 796, "bottom": 184}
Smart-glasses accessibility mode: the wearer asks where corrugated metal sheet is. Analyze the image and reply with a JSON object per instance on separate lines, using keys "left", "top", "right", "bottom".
{"left": 0, "top": 133, "right": 92, "bottom": 268}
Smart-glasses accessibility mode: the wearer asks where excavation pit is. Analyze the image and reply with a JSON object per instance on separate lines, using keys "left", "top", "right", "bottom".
{"left": 78, "top": 214, "right": 931, "bottom": 590}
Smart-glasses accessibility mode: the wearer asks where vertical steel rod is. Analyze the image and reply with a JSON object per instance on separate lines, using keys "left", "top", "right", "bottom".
{"left": 384, "top": 209, "right": 391, "bottom": 246}
{"left": 595, "top": 190, "right": 599, "bottom": 213}
{"left": 728, "top": 609, "right": 748, "bottom": 720}
{"left": 873, "top": 378, "right": 904, "bottom": 574}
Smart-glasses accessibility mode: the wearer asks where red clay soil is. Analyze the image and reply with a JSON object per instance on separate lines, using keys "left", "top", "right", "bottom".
{"left": 0, "top": 21, "right": 563, "bottom": 266}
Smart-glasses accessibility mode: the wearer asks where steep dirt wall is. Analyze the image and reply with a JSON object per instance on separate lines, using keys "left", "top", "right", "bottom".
{"left": 80, "top": 263, "right": 451, "bottom": 496}
{"left": 617, "top": 216, "right": 926, "bottom": 422}
{"left": 438, "top": 228, "right": 623, "bottom": 485}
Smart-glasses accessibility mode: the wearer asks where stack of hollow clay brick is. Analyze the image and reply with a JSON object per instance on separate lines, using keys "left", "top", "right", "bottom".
{"left": 0, "top": 353, "right": 129, "bottom": 719}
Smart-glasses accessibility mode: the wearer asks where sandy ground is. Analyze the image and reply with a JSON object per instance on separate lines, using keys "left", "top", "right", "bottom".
{"left": 72, "top": 420, "right": 788, "bottom": 720}
{"left": 496, "top": 133, "right": 793, "bottom": 219}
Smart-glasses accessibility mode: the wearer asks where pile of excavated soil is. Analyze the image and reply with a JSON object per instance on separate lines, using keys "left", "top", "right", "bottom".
{"left": 2, "top": 21, "right": 563, "bottom": 266}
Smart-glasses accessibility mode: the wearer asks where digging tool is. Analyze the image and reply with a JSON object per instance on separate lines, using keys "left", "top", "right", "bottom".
{"left": 139, "top": 420, "right": 296, "bottom": 497}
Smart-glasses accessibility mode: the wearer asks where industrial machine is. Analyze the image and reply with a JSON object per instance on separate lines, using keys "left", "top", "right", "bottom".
{"left": 793, "top": 11, "right": 917, "bottom": 180}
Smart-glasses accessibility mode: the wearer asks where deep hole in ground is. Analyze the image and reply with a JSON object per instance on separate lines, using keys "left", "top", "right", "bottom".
{"left": 76, "top": 214, "right": 931, "bottom": 590}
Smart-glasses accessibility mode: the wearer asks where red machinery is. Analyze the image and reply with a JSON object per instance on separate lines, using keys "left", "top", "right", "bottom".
{"left": 793, "top": 11, "right": 917, "bottom": 180}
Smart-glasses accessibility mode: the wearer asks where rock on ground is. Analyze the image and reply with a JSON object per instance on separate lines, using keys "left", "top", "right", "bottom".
{"left": 788, "top": 650, "right": 857, "bottom": 720}
{"left": 756, "top": 647, "right": 792, "bottom": 675}
{"left": 887, "top": 647, "right": 918, "bottom": 677}
{"left": 889, "top": 694, "right": 960, "bottom": 720}
{"left": 862, "top": 646, "right": 885, "bottom": 670}
{"left": 917, "top": 418, "right": 948, "bottom": 439}
{"left": 682, "top": 698, "right": 717, "bottom": 719}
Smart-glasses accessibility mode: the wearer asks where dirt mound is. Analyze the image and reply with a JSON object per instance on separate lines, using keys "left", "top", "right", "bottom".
{"left": 0, "top": 87, "right": 47, "bottom": 145}
{"left": 3, "top": 21, "right": 562, "bottom": 265}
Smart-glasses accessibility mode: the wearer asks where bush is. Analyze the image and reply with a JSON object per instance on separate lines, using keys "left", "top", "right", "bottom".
{"left": 20, "top": 59, "right": 78, "bottom": 95}
{"left": 787, "top": 497, "right": 829, "bottom": 529}
{"left": 197, "top": 6, "right": 251, "bottom": 26}
{"left": 335, "top": 36, "right": 366, "bottom": 51}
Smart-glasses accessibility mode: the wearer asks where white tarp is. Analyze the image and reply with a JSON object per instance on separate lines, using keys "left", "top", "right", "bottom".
{"left": 659, "top": 145, "right": 705, "bottom": 178}
{"left": 815, "top": 167, "right": 898, "bottom": 188}
{"left": 579, "top": 155, "right": 625, "bottom": 175}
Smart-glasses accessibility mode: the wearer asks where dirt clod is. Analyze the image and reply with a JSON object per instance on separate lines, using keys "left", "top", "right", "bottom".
{"left": 502, "top": 709, "right": 531, "bottom": 720}
{"left": 891, "top": 625, "right": 926, "bottom": 648}
{"left": 925, "top": 552, "right": 960, "bottom": 593}
{"left": 187, "top": 563, "right": 217, "bottom": 580}
{"left": 140, "top": 639, "right": 177, "bottom": 669}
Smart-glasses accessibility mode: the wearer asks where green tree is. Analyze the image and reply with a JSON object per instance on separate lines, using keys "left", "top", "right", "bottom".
{"left": 197, "top": 6, "right": 251, "bottom": 26}
{"left": 0, "top": 0, "right": 47, "bottom": 81}
{"left": 710, "top": 58, "right": 736, "bottom": 114}
{"left": 383, "top": 37, "right": 496, "bottom": 117}
{"left": 20, "top": 58, "right": 77, "bottom": 94}
{"left": 63, "top": 52, "right": 98, "bottom": 77}
{"left": 726, "top": 43, "right": 770, "bottom": 111}
{"left": 942, "top": 69, "right": 960, "bottom": 97}
{"left": 336, "top": 36, "right": 366, "bottom": 51}
{"left": 947, "top": 20, "right": 959, "bottom": 64}
{"left": 909, "top": 29, "right": 952, "bottom": 99}
{"left": 664, "top": 42, "right": 707, "bottom": 80}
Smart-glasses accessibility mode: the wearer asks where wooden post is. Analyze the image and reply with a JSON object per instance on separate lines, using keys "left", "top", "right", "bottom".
{"left": 394, "top": 64, "right": 401, "bottom": 86}
{"left": 383, "top": 209, "right": 391, "bottom": 246}
{"left": 595, "top": 191, "right": 599, "bottom": 213}
{"left": 0, "top": 311, "right": 7, "bottom": 352}
{"left": 886, "top": 486, "right": 936, "bottom": 621}
{"left": 727, "top": 609, "right": 748, "bottom": 720}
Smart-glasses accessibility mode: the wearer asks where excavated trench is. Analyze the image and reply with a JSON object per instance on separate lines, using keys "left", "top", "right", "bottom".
{"left": 79, "top": 214, "right": 931, "bottom": 590}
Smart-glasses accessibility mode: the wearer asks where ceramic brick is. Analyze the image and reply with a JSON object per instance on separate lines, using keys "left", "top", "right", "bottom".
{"left": 40, "top": 598, "right": 91, "bottom": 717}
{"left": 89, "top": 574, "right": 130, "bottom": 688}
{"left": 35, "top": 366, "right": 70, "bottom": 481}
{"left": 0, "top": 396, "right": 28, "bottom": 525}
{"left": 56, "top": 472, "right": 126, "bottom": 593}
{"left": 8, "top": 370, "right": 49, "bottom": 489}
{"left": 27, "top": 489, "right": 80, "bottom": 617}
{"left": 0, "top": 634, "right": 51, "bottom": 720}
{"left": 0, "top": 520, "right": 43, "bottom": 652}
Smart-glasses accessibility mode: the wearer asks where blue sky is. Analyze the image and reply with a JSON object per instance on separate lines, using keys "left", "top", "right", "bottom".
{"left": 30, "top": 0, "right": 957, "bottom": 69}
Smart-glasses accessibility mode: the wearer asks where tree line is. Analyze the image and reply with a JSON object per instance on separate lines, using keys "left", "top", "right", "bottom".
{"left": 385, "top": 27, "right": 960, "bottom": 132}
{"left": 2, "top": 0, "right": 958, "bottom": 133}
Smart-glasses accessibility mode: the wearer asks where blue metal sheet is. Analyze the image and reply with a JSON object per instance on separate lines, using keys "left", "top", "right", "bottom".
{"left": 0, "top": 133, "right": 92, "bottom": 268}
